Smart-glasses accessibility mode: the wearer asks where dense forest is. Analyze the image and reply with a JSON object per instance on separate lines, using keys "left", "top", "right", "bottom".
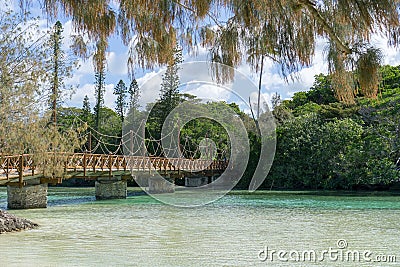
{"left": 260, "top": 65, "right": 400, "bottom": 190}
{"left": 58, "top": 65, "right": 400, "bottom": 190}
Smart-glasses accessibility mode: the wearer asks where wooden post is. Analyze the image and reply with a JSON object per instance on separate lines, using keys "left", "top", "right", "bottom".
{"left": 93, "top": 154, "right": 96, "bottom": 173}
{"left": 177, "top": 117, "right": 181, "bottom": 158}
{"left": 6, "top": 157, "right": 9, "bottom": 180}
{"left": 18, "top": 155, "right": 23, "bottom": 188}
{"left": 83, "top": 153, "right": 87, "bottom": 177}
{"left": 142, "top": 120, "right": 146, "bottom": 157}
{"left": 108, "top": 154, "right": 112, "bottom": 179}
{"left": 148, "top": 157, "right": 151, "bottom": 174}
{"left": 88, "top": 131, "right": 92, "bottom": 152}
{"left": 130, "top": 130, "right": 133, "bottom": 156}
{"left": 205, "top": 132, "right": 209, "bottom": 160}
{"left": 32, "top": 157, "right": 35, "bottom": 176}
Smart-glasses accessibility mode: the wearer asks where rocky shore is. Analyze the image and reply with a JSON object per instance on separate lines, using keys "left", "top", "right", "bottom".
{"left": 0, "top": 210, "right": 38, "bottom": 234}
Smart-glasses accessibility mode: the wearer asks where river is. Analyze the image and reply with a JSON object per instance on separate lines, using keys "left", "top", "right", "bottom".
{"left": 0, "top": 188, "right": 399, "bottom": 266}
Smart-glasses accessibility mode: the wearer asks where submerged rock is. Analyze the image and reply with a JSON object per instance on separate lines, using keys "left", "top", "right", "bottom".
{"left": 0, "top": 210, "right": 38, "bottom": 234}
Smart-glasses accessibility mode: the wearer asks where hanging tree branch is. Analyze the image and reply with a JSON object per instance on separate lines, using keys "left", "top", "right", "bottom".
{"left": 298, "top": 0, "right": 352, "bottom": 55}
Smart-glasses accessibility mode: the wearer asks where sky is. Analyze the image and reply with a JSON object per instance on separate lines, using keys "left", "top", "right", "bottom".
{"left": 11, "top": 1, "right": 400, "bottom": 113}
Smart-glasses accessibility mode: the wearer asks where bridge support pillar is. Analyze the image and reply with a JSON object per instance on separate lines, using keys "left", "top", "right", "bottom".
{"left": 148, "top": 177, "right": 175, "bottom": 194}
{"left": 7, "top": 183, "right": 48, "bottom": 209}
{"left": 95, "top": 179, "right": 127, "bottom": 200}
{"left": 185, "top": 177, "right": 208, "bottom": 187}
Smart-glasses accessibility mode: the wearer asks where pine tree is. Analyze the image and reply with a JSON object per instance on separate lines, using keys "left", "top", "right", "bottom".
{"left": 128, "top": 78, "right": 140, "bottom": 111}
{"left": 159, "top": 47, "right": 183, "bottom": 119}
{"left": 82, "top": 95, "right": 92, "bottom": 123}
{"left": 271, "top": 92, "right": 282, "bottom": 110}
{"left": 94, "top": 66, "right": 106, "bottom": 130}
{"left": 49, "top": 21, "right": 63, "bottom": 125}
{"left": 113, "top": 79, "right": 127, "bottom": 122}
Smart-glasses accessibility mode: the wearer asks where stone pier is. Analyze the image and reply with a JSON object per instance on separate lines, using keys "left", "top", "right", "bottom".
{"left": 185, "top": 177, "right": 208, "bottom": 187}
{"left": 95, "top": 179, "right": 127, "bottom": 200}
{"left": 148, "top": 177, "right": 175, "bottom": 194}
{"left": 7, "top": 183, "right": 48, "bottom": 209}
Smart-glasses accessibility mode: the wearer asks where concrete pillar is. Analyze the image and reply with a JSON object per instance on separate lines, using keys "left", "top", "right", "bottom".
{"left": 95, "top": 179, "right": 127, "bottom": 200}
{"left": 148, "top": 177, "right": 175, "bottom": 194}
{"left": 7, "top": 184, "right": 48, "bottom": 209}
{"left": 185, "top": 177, "right": 208, "bottom": 187}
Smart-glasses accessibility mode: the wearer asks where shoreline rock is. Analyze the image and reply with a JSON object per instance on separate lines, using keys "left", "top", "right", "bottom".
{"left": 0, "top": 210, "right": 38, "bottom": 234}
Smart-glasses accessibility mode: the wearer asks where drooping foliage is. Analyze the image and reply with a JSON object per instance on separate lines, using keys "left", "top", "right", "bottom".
{"left": 37, "top": 0, "right": 400, "bottom": 103}
{"left": 0, "top": 7, "right": 83, "bottom": 177}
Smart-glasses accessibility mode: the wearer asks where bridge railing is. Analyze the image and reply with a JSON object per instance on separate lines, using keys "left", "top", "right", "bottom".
{"left": 0, "top": 153, "right": 229, "bottom": 182}
{"left": 0, "top": 154, "right": 35, "bottom": 182}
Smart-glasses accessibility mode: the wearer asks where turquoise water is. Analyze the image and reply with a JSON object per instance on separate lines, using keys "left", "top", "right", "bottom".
{"left": 0, "top": 188, "right": 399, "bottom": 266}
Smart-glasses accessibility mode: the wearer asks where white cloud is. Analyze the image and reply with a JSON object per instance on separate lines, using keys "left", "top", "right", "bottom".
{"left": 66, "top": 83, "right": 95, "bottom": 108}
{"left": 183, "top": 83, "right": 231, "bottom": 101}
{"left": 107, "top": 51, "right": 129, "bottom": 76}
{"left": 104, "top": 84, "right": 116, "bottom": 108}
{"left": 235, "top": 37, "right": 329, "bottom": 102}
{"left": 372, "top": 34, "right": 400, "bottom": 65}
{"left": 136, "top": 70, "right": 163, "bottom": 108}
{"left": 65, "top": 82, "right": 117, "bottom": 110}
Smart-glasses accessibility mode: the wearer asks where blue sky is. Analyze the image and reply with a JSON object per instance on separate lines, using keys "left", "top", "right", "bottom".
{"left": 11, "top": 1, "right": 400, "bottom": 113}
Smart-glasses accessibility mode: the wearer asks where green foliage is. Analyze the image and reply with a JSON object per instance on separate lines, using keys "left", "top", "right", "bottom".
{"left": 82, "top": 95, "right": 92, "bottom": 124}
{"left": 113, "top": 80, "right": 127, "bottom": 122}
{"left": 159, "top": 47, "right": 183, "bottom": 115}
{"left": 283, "top": 74, "right": 337, "bottom": 111}
{"left": 380, "top": 65, "right": 400, "bottom": 91}
{"left": 147, "top": 47, "right": 183, "bottom": 140}
{"left": 97, "top": 107, "right": 122, "bottom": 142}
{"left": 308, "top": 74, "right": 337, "bottom": 105}
{"left": 265, "top": 68, "right": 400, "bottom": 190}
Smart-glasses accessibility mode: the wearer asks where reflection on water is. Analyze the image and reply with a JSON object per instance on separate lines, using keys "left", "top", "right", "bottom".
{"left": 0, "top": 188, "right": 399, "bottom": 266}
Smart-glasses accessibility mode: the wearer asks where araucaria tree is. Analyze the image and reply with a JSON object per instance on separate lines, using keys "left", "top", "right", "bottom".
{"left": 38, "top": 0, "right": 400, "bottom": 104}
{"left": 82, "top": 95, "right": 92, "bottom": 124}
{"left": 113, "top": 80, "right": 127, "bottom": 122}
{"left": 146, "top": 47, "right": 183, "bottom": 140}
{"left": 49, "top": 21, "right": 63, "bottom": 125}
{"left": 48, "top": 20, "right": 76, "bottom": 125}
{"left": 159, "top": 47, "right": 183, "bottom": 118}
{"left": 128, "top": 78, "right": 140, "bottom": 112}
{"left": 94, "top": 65, "right": 106, "bottom": 130}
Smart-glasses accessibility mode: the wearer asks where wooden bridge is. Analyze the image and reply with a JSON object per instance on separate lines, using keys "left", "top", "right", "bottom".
{"left": 0, "top": 153, "right": 228, "bottom": 186}
{"left": 0, "top": 153, "right": 228, "bottom": 209}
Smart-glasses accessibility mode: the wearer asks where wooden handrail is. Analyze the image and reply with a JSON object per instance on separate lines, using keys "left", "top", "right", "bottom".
{"left": 0, "top": 153, "right": 229, "bottom": 182}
